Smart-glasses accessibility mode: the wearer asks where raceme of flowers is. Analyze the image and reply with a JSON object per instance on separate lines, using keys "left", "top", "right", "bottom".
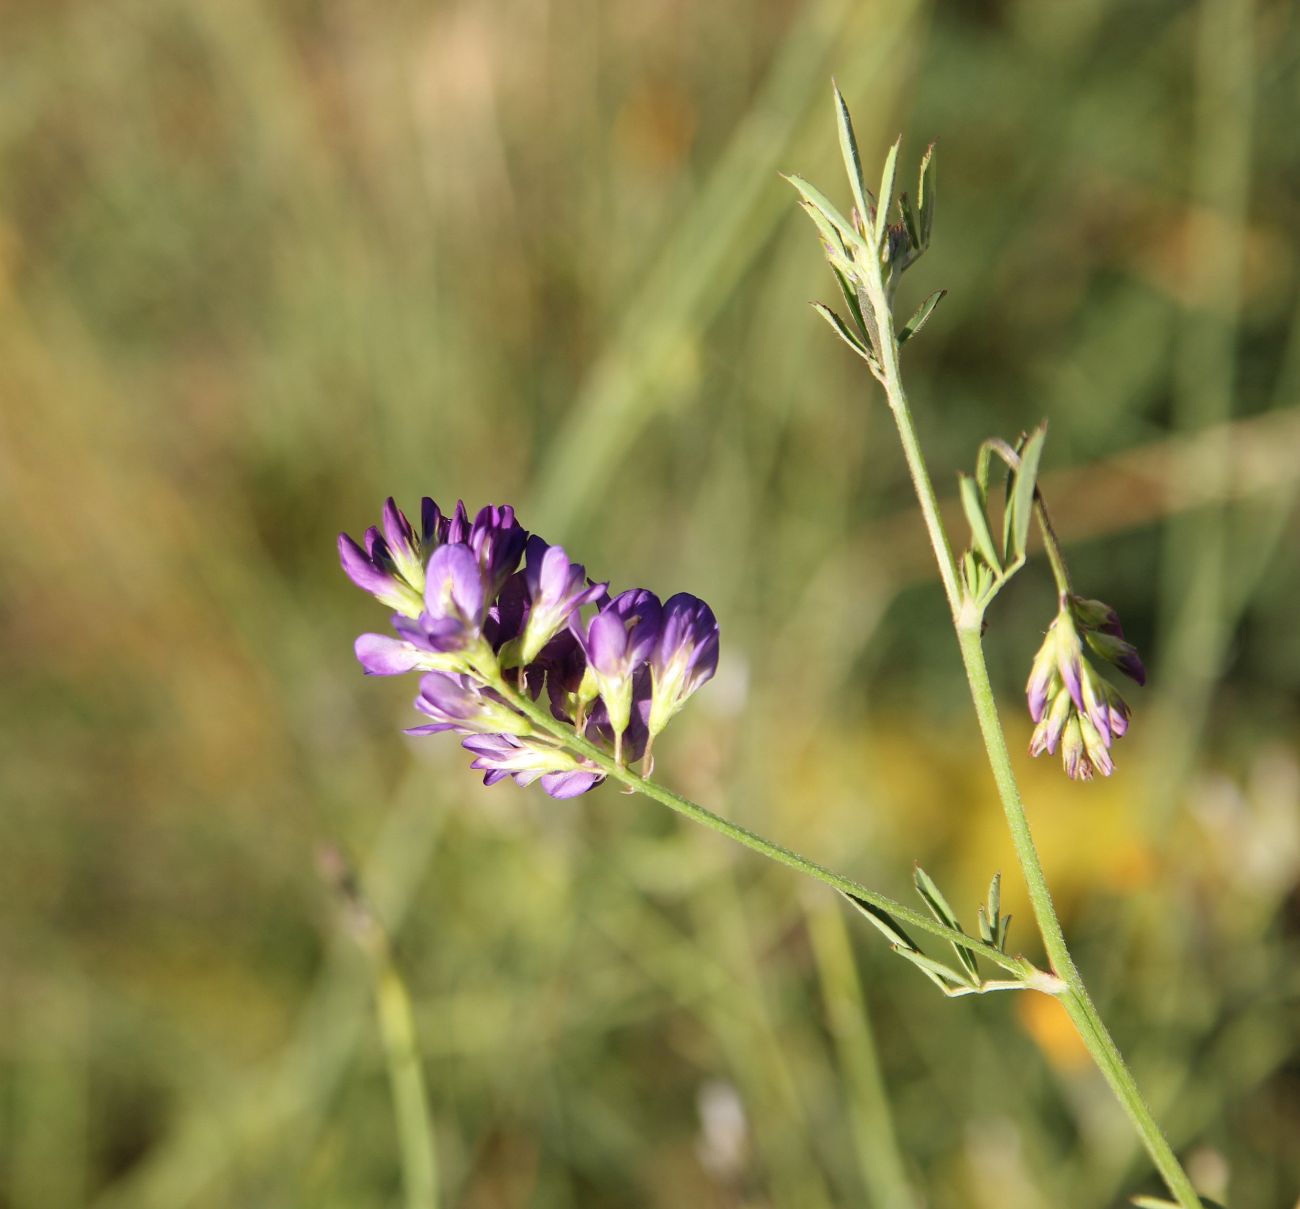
{"left": 339, "top": 498, "right": 720, "bottom": 798}
{"left": 1025, "top": 595, "right": 1145, "bottom": 781}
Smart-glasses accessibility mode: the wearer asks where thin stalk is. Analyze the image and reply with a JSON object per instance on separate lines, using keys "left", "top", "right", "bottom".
{"left": 374, "top": 956, "right": 440, "bottom": 1209}
{"left": 862, "top": 244, "right": 1202, "bottom": 1205}
{"left": 865, "top": 272, "right": 963, "bottom": 620}
{"left": 1034, "top": 494, "right": 1073, "bottom": 597}
{"left": 486, "top": 673, "right": 1027, "bottom": 978}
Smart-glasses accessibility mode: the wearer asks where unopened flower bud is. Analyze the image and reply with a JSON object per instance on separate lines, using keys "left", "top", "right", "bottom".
{"left": 1083, "top": 630, "right": 1146, "bottom": 686}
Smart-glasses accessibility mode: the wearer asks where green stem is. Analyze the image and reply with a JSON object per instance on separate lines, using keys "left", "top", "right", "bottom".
{"left": 487, "top": 675, "right": 1026, "bottom": 978}
{"left": 862, "top": 241, "right": 1201, "bottom": 1205}
{"left": 1034, "top": 494, "right": 1073, "bottom": 598}
{"left": 956, "top": 628, "right": 1200, "bottom": 1208}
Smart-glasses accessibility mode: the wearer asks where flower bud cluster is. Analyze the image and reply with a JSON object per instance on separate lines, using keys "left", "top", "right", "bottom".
{"left": 340, "top": 498, "right": 719, "bottom": 798}
{"left": 1025, "top": 596, "right": 1145, "bottom": 781}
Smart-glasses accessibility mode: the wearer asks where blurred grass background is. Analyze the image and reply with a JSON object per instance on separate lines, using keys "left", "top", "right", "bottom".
{"left": 2, "top": 0, "right": 1299, "bottom": 1205}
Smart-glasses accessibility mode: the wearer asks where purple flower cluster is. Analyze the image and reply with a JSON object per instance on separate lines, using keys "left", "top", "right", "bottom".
{"left": 340, "top": 497, "right": 720, "bottom": 798}
{"left": 1025, "top": 596, "right": 1145, "bottom": 780}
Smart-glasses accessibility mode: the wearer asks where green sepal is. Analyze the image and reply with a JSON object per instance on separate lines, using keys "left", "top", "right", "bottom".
{"left": 832, "top": 82, "right": 874, "bottom": 236}
{"left": 914, "top": 866, "right": 979, "bottom": 982}
{"left": 917, "top": 142, "right": 936, "bottom": 247}
{"left": 1003, "top": 422, "right": 1047, "bottom": 563}
{"left": 897, "top": 289, "right": 946, "bottom": 345}
{"left": 811, "top": 303, "right": 876, "bottom": 367}
{"left": 960, "top": 551, "right": 992, "bottom": 604}
{"left": 874, "top": 135, "right": 901, "bottom": 249}
{"left": 786, "top": 175, "right": 866, "bottom": 256}
{"left": 959, "top": 473, "right": 1002, "bottom": 572}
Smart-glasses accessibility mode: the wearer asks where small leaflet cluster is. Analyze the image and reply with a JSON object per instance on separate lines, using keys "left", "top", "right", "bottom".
{"left": 844, "top": 871, "right": 1019, "bottom": 998}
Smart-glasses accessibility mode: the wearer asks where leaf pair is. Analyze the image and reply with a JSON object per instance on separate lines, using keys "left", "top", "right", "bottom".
{"left": 958, "top": 423, "right": 1048, "bottom": 611}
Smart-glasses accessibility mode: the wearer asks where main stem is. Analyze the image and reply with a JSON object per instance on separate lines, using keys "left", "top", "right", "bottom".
{"left": 867, "top": 270, "right": 1201, "bottom": 1208}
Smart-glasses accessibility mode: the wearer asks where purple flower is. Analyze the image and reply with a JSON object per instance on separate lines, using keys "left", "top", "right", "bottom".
{"left": 647, "top": 593, "right": 719, "bottom": 737}
{"left": 342, "top": 494, "right": 721, "bottom": 795}
{"left": 514, "top": 537, "right": 608, "bottom": 666}
{"left": 461, "top": 733, "right": 603, "bottom": 798}
{"left": 419, "top": 543, "right": 489, "bottom": 653}
{"left": 1029, "top": 689, "right": 1071, "bottom": 758}
{"left": 1083, "top": 630, "right": 1147, "bottom": 687}
{"left": 339, "top": 497, "right": 445, "bottom": 615}
{"left": 467, "top": 505, "right": 527, "bottom": 599}
{"left": 406, "top": 672, "right": 530, "bottom": 737}
{"left": 573, "top": 588, "right": 661, "bottom": 755}
{"left": 1027, "top": 596, "right": 1140, "bottom": 780}
{"left": 354, "top": 631, "right": 444, "bottom": 676}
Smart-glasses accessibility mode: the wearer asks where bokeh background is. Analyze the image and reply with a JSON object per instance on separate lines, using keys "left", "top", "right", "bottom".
{"left": 3, "top": 0, "right": 1299, "bottom": 1206}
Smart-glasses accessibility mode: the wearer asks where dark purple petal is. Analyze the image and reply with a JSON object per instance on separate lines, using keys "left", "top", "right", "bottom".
{"left": 363, "top": 526, "right": 388, "bottom": 560}
{"left": 469, "top": 504, "right": 527, "bottom": 595}
{"left": 1084, "top": 632, "right": 1147, "bottom": 686}
{"left": 421, "top": 497, "right": 444, "bottom": 546}
{"left": 445, "top": 501, "right": 470, "bottom": 545}
{"left": 355, "top": 633, "right": 424, "bottom": 675}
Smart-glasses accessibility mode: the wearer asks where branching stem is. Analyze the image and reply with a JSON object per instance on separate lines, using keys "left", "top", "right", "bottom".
{"left": 860, "top": 242, "right": 1202, "bottom": 1208}
{"left": 486, "top": 673, "right": 1028, "bottom": 978}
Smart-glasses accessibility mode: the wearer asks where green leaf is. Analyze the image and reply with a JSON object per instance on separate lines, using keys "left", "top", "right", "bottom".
{"left": 897, "top": 192, "right": 920, "bottom": 252}
{"left": 874, "top": 135, "right": 901, "bottom": 248}
{"left": 917, "top": 142, "right": 936, "bottom": 247}
{"left": 892, "top": 945, "right": 972, "bottom": 991}
{"left": 839, "top": 893, "right": 923, "bottom": 952}
{"left": 959, "top": 473, "right": 1002, "bottom": 571}
{"left": 785, "top": 175, "right": 866, "bottom": 256}
{"left": 897, "top": 289, "right": 946, "bottom": 345}
{"left": 829, "top": 263, "right": 868, "bottom": 343}
{"left": 998, "top": 914, "right": 1012, "bottom": 952}
{"left": 914, "top": 866, "right": 979, "bottom": 982}
{"left": 796, "top": 199, "right": 847, "bottom": 261}
{"left": 987, "top": 872, "right": 1001, "bottom": 933}
{"left": 977, "top": 905, "right": 994, "bottom": 946}
{"left": 811, "top": 303, "right": 876, "bottom": 366}
{"left": 1006, "top": 422, "right": 1048, "bottom": 561}
{"left": 832, "top": 82, "right": 873, "bottom": 234}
